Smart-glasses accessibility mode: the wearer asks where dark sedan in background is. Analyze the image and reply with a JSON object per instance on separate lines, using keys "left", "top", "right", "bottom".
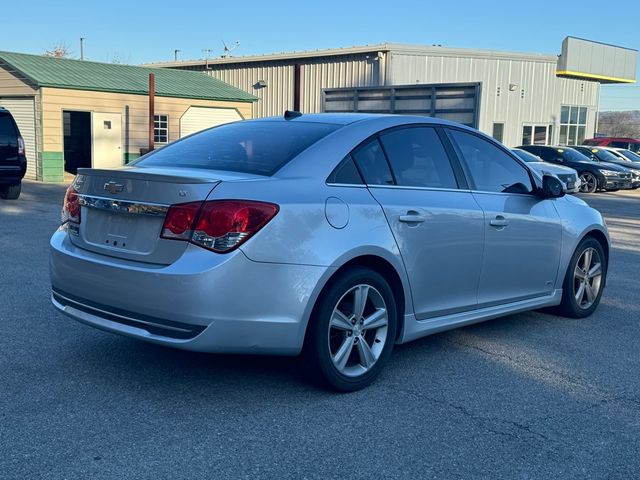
{"left": 518, "top": 145, "right": 633, "bottom": 193}
{"left": 573, "top": 146, "right": 640, "bottom": 189}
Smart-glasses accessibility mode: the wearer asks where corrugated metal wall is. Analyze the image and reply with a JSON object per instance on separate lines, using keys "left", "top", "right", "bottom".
{"left": 197, "top": 53, "right": 380, "bottom": 117}
{"left": 200, "top": 62, "right": 294, "bottom": 118}
{"left": 387, "top": 52, "right": 599, "bottom": 146}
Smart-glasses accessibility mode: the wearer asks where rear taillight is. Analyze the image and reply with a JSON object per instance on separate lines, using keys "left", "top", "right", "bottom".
{"left": 17, "top": 136, "right": 25, "bottom": 157}
{"left": 161, "top": 200, "right": 279, "bottom": 253}
{"left": 61, "top": 184, "right": 81, "bottom": 225}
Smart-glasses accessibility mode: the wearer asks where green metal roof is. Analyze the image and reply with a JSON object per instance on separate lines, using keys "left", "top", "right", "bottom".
{"left": 0, "top": 51, "right": 257, "bottom": 102}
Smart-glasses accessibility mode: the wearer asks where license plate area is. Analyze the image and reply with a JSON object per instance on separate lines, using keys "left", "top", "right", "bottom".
{"left": 83, "top": 209, "right": 164, "bottom": 254}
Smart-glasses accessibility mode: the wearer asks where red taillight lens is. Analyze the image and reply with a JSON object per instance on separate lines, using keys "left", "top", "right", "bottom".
{"left": 160, "top": 202, "right": 202, "bottom": 240}
{"left": 160, "top": 200, "right": 279, "bottom": 253}
{"left": 61, "top": 184, "right": 81, "bottom": 224}
{"left": 17, "top": 136, "right": 25, "bottom": 156}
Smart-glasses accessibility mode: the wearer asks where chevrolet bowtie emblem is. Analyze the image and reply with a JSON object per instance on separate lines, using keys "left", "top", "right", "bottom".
{"left": 104, "top": 181, "right": 124, "bottom": 194}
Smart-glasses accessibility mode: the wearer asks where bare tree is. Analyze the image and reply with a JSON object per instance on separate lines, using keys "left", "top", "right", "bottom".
{"left": 44, "top": 43, "right": 72, "bottom": 58}
{"left": 598, "top": 111, "right": 640, "bottom": 138}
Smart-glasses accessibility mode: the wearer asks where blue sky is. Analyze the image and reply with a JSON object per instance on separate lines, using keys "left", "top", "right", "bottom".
{"left": 1, "top": 0, "right": 638, "bottom": 111}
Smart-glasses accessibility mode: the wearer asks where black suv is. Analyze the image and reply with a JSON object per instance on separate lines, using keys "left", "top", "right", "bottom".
{"left": 0, "top": 107, "right": 27, "bottom": 199}
{"left": 517, "top": 145, "right": 632, "bottom": 193}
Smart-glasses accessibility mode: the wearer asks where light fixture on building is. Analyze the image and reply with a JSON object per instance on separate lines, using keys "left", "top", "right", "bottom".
{"left": 509, "top": 83, "right": 518, "bottom": 91}
{"left": 254, "top": 80, "right": 267, "bottom": 89}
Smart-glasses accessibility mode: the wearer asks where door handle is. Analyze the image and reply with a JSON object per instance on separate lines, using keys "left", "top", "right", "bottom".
{"left": 490, "top": 215, "right": 509, "bottom": 228}
{"left": 399, "top": 212, "right": 425, "bottom": 223}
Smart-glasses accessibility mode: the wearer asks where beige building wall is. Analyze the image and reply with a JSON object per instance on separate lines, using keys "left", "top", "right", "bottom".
{"left": 0, "top": 66, "right": 36, "bottom": 95}
{"left": 37, "top": 87, "right": 252, "bottom": 181}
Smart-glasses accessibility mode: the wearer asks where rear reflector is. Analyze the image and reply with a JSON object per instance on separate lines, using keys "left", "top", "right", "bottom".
{"left": 161, "top": 200, "right": 279, "bottom": 253}
{"left": 61, "top": 184, "right": 81, "bottom": 225}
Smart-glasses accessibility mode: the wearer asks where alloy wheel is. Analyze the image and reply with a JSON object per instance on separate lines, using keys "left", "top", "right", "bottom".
{"left": 328, "top": 284, "right": 388, "bottom": 377}
{"left": 573, "top": 247, "right": 603, "bottom": 309}
{"left": 579, "top": 173, "right": 597, "bottom": 193}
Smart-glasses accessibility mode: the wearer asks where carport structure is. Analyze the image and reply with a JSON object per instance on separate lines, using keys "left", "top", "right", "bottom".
{"left": 0, "top": 51, "right": 256, "bottom": 182}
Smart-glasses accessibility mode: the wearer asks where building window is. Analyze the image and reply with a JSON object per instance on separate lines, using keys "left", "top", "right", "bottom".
{"left": 521, "top": 124, "right": 553, "bottom": 146}
{"left": 154, "top": 114, "right": 168, "bottom": 144}
{"left": 492, "top": 123, "right": 505, "bottom": 143}
{"left": 559, "top": 106, "right": 587, "bottom": 146}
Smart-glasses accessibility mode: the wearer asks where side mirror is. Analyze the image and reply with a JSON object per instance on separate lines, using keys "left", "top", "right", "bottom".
{"left": 540, "top": 174, "right": 565, "bottom": 199}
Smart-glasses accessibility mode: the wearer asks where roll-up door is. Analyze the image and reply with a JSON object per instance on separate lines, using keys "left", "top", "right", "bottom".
{"left": 180, "top": 107, "right": 243, "bottom": 137}
{"left": 0, "top": 97, "right": 37, "bottom": 179}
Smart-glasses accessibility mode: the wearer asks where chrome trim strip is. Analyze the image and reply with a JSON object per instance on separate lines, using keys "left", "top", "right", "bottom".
{"left": 78, "top": 194, "right": 169, "bottom": 217}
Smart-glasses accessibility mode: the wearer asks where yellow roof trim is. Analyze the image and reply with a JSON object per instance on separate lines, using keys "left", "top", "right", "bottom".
{"left": 555, "top": 70, "right": 636, "bottom": 83}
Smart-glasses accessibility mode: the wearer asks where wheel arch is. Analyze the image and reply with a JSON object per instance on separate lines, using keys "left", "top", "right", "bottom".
{"left": 303, "top": 253, "right": 410, "bottom": 347}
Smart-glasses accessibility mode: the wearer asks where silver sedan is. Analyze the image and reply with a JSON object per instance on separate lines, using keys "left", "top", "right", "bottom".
{"left": 50, "top": 114, "right": 610, "bottom": 391}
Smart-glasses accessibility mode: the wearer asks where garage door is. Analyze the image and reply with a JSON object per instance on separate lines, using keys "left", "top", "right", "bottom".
{"left": 180, "top": 107, "right": 243, "bottom": 138}
{"left": 0, "top": 97, "right": 37, "bottom": 180}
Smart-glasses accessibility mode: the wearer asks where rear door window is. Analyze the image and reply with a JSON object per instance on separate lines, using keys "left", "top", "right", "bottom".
{"left": 134, "top": 121, "right": 339, "bottom": 176}
{"left": 448, "top": 129, "right": 533, "bottom": 194}
{"left": 379, "top": 127, "right": 458, "bottom": 189}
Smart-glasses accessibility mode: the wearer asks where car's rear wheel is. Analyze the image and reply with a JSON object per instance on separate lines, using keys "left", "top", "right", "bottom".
{"left": 305, "top": 267, "right": 397, "bottom": 392}
{"left": 579, "top": 172, "right": 597, "bottom": 193}
{"left": 556, "top": 237, "right": 606, "bottom": 318}
{"left": 0, "top": 182, "right": 21, "bottom": 200}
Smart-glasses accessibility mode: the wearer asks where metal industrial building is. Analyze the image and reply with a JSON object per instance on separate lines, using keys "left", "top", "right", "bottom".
{"left": 150, "top": 38, "right": 637, "bottom": 148}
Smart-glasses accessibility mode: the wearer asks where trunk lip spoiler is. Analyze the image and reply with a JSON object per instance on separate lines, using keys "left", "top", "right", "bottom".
{"left": 77, "top": 167, "right": 223, "bottom": 184}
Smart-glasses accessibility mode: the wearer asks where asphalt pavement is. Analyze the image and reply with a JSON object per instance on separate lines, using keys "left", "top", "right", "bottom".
{"left": 1, "top": 181, "right": 639, "bottom": 479}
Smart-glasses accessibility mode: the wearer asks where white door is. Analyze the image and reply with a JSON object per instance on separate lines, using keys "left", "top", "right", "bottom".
{"left": 92, "top": 112, "right": 122, "bottom": 169}
{"left": 0, "top": 97, "right": 37, "bottom": 179}
{"left": 180, "top": 107, "right": 243, "bottom": 137}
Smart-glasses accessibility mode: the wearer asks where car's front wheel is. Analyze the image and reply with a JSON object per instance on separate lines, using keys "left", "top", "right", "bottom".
{"left": 305, "top": 267, "right": 397, "bottom": 392}
{"left": 579, "top": 172, "right": 598, "bottom": 193}
{"left": 0, "top": 182, "right": 21, "bottom": 200}
{"left": 556, "top": 237, "right": 607, "bottom": 318}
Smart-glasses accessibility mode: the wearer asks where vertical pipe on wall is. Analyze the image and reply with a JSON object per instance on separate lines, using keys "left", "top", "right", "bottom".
{"left": 293, "top": 64, "right": 301, "bottom": 111}
{"left": 148, "top": 73, "right": 155, "bottom": 152}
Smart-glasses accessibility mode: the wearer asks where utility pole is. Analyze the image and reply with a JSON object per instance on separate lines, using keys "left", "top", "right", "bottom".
{"left": 80, "top": 37, "right": 85, "bottom": 60}
{"left": 174, "top": 49, "right": 181, "bottom": 62}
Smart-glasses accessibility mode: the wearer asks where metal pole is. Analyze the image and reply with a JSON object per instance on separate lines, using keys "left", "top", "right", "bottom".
{"left": 149, "top": 73, "right": 155, "bottom": 151}
{"left": 174, "top": 49, "right": 180, "bottom": 62}
{"left": 80, "top": 37, "right": 85, "bottom": 60}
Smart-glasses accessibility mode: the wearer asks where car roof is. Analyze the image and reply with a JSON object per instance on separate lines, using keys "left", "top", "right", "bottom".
{"left": 249, "top": 112, "right": 469, "bottom": 129}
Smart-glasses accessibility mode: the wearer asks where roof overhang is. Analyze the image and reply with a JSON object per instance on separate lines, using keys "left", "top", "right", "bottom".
{"left": 556, "top": 37, "right": 637, "bottom": 84}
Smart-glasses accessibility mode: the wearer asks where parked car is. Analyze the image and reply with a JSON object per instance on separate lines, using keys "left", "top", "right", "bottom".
{"left": 511, "top": 148, "right": 581, "bottom": 193}
{"left": 612, "top": 148, "right": 640, "bottom": 163}
{"left": 574, "top": 146, "right": 640, "bottom": 189}
{"left": 583, "top": 137, "right": 640, "bottom": 153}
{"left": 0, "top": 106, "right": 27, "bottom": 199}
{"left": 50, "top": 114, "right": 610, "bottom": 391}
{"left": 517, "top": 145, "right": 632, "bottom": 193}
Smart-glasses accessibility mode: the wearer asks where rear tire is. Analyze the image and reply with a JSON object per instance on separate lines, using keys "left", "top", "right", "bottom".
{"left": 304, "top": 267, "right": 397, "bottom": 392}
{"left": 0, "top": 183, "right": 21, "bottom": 200}
{"left": 555, "top": 237, "right": 606, "bottom": 319}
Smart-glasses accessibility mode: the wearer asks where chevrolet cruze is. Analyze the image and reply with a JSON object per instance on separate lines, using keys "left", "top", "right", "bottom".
{"left": 50, "top": 114, "right": 609, "bottom": 391}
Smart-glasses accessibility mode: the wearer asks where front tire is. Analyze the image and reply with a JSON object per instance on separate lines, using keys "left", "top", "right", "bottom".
{"left": 0, "top": 182, "right": 21, "bottom": 200}
{"left": 579, "top": 172, "right": 598, "bottom": 193}
{"left": 556, "top": 237, "right": 606, "bottom": 319}
{"left": 305, "top": 267, "right": 398, "bottom": 392}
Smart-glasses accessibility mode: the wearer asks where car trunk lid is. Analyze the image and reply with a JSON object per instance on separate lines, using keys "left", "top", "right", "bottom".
{"left": 68, "top": 167, "right": 249, "bottom": 264}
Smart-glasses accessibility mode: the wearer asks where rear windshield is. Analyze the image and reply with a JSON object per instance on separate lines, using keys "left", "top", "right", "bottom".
{"left": 0, "top": 113, "right": 17, "bottom": 147}
{"left": 133, "top": 121, "right": 340, "bottom": 176}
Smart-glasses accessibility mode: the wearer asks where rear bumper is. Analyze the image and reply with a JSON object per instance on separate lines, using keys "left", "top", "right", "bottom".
{"left": 50, "top": 229, "right": 330, "bottom": 354}
{"left": 0, "top": 160, "right": 26, "bottom": 183}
